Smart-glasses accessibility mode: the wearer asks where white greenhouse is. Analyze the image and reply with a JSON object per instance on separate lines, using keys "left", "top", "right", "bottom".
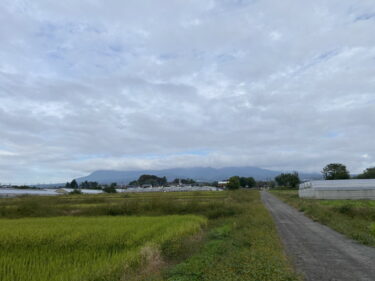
{"left": 299, "top": 179, "right": 375, "bottom": 199}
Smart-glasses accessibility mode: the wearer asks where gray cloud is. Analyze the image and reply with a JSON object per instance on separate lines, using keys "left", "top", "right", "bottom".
{"left": 0, "top": 0, "right": 375, "bottom": 183}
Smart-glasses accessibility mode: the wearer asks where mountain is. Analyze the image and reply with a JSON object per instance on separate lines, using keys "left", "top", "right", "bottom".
{"left": 75, "top": 166, "right": 321, "bottom": 184}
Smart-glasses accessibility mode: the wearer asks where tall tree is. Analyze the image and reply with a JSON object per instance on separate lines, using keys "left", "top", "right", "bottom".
{"left": 322, "top": 163, "right": 350, "bottom": 180}
{"left": 356, "top": 167, "right": 375, "bottom": 179}
{"left": 274, "top": 172, "right": 300, "bottom": 189}
{"left": 137, "top": 175, "right": 167, "bottom": 186}
{"left": 227, "top": 176, "right": 241, "bottom": 190}
{"left": 70, "top": 179, "right": 78, "bottom": 189}
{"left": 239, "top": 177, "right": 256, "bottom": 188}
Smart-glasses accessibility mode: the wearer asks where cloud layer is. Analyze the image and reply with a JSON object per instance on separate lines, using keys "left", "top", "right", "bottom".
{"left": 1, "top": 0, "right": 375, "bottom": 183}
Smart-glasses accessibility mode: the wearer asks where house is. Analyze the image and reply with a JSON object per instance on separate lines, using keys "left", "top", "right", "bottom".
{"left": 218, "top": 181, "right": 229, "bottom": 188}
{"left": 299, "top": 179, "right": 375, "bottom": 199}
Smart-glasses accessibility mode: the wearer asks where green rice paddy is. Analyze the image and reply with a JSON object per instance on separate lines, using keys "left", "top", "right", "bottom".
{"left": 0, "top": 215, "right": 206, "bottom": 281}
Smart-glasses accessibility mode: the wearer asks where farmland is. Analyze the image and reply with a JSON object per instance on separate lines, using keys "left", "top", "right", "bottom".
{"left": 0, "top": 190, "right": 300, "bottom": 281}
{"left": 272, "top": 190, "right": 375, "bottom": 246}
{"left": 0, "top": 216, "right": 205, "bottom": 281}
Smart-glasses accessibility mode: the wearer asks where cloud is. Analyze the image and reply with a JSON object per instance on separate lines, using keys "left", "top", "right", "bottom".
{"left": 0, "top": 0, "right": 375, "bottom": 183}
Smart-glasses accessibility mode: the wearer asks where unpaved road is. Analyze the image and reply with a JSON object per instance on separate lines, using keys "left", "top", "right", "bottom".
{"left": 262, "top": 191, "right": 375, "bottom": 281}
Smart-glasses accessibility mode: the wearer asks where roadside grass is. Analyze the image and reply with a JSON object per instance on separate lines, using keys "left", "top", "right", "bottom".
{"left": 165, "top": 191, "right": 300, "bottom": 281}
{"left": 0, "top": 190, "right": 300, "bottom": 281}
{"left": 271, "top": 190, "right": 375, "bottom": 247}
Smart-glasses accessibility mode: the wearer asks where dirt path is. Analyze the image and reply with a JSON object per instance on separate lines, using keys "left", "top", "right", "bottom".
{"left": 261, "top": 191, "right": 375, "bottom": 281}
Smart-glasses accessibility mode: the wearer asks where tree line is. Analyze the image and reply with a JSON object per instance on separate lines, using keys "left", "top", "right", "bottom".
{"left": 271, "top": 163, "right": 375, "bottom": 190}
{"left": 65, "top": 180, "right": 117, "bottom": 193}
{"left": 321, "top": 163, "right": 375, "bottom": 180}
{"left": 64, "top": 163, "right": 375, "bottom": 192}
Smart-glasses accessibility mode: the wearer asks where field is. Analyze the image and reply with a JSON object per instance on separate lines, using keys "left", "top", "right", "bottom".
{"left": 272, "top": 190, "right": 375, "bottom": 246}
{"left": 0, "top": 216, "right": 205, "bottom": 281}
{"left": 0, "top": 190, "right": 300, "bottom": 281}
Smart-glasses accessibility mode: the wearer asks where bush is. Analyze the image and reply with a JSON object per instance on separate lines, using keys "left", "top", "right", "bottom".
{"left": 103, "top": 186, "right": 117, "bottom": 193}
{"left": 69, "top": 189, "right": 82, "bottom": 195}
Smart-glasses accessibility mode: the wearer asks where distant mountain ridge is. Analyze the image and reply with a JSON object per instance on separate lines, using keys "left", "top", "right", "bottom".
{"left": 75, "top": 166, "right": 321, "bottom": 184}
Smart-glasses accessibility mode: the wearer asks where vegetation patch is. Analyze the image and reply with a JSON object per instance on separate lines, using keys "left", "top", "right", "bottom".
{"left": 272, "top": 190, "right": 375, "bottom": 246}
{"left": 165, "top": 191, "right": 300, "bottom": 281}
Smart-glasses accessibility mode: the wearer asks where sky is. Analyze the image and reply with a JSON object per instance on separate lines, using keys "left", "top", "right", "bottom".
{"left": 1, "top": 0, "right": 375, "bottom": 184}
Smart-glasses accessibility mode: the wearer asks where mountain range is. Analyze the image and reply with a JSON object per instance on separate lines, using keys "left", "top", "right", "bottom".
{"left": 75, "top": 166, "right": 321, "bottom": 184}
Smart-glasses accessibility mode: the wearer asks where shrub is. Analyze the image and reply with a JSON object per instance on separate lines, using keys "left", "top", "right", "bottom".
{"left": 69, "top": 189, "right": 82, "bottom": 195}
{"left": 103, "top": 186, "right": 117, "bottom": 193}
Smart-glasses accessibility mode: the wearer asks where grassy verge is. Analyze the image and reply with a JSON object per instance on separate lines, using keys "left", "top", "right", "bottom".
{"left": 271, "top": 190, "right": 375, "bottom": 246}
{"left": 164, "top": 191, "right": 299, "bottom": 281}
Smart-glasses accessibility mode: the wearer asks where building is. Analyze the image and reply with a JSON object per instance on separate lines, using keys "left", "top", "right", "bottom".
{"left": 218, "top": 181, "right": 229, "bottom": 188}
{"left": 299, "top": 179, "right": 375, "bottom": 199}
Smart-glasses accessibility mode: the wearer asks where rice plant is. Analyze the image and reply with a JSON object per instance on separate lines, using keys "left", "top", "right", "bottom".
{"left": 0, "top": 215, "right": 206, "bottom": 281}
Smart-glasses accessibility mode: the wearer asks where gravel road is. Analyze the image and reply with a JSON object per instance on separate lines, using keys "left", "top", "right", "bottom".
{"left": 261, "top": 191, "right": 375, "bottom": 281}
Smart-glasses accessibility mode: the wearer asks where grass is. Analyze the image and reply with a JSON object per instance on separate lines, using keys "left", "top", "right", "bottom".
{"left": 0, "top": 190, "right": 300, "bottom": 280}
{"left": 0, "top": 191, "right": 232, "bottom": 219}
{"left": 165, "top": 191, "right": 299, "bottom": 281}
{"left": 271, "top": 190, "right": 375, "bottom": 246}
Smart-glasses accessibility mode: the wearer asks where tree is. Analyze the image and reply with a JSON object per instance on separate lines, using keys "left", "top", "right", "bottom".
{"left": 79, "top": 181, "right": 100, "bottom": 189}
{"left": 322, "top": 163, "right": 350, "bottom": 180}
{"left": 239, "top": 177, "right": 256, "bottom": 188}
{"left": 356, "top": 167, "right": 375, "bottom": 179}
{"left": 70, "top": 179, "right": 78, "bottom": 189}
{"left": 274, "top": 172, "right": 300, "bottom": 189}
{"left": 128, "top": 180, "right": 138, "bottom": 186}
{"left": 227, "top": 176, "right": 241, "bottom": 190}
{"left": 137, "top": 175, "right": 167, "bottom": 186}
{"left": 90, "top": 181, "right": 100, "bottom": 189}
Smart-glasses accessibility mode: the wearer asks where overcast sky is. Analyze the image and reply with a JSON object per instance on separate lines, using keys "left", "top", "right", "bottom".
{"left": 1, "top": 0, "right": 375, "bottom": 184}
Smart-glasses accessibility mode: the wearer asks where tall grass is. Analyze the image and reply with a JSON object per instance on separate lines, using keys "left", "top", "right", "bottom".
{"left": 0, "top": 192, "right": 233, "bottom": 219}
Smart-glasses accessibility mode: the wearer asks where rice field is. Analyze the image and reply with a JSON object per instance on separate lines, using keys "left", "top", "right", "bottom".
{"left": 0, "top": 215, "right": 206, "bottom": 281}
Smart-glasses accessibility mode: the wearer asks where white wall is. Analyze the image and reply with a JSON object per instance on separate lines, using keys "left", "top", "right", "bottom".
{"left": 299, "top": 188, "right": 375, "bottom": 199}
{"left": 299, "top": 179, "right": 375, "bottom": 199}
